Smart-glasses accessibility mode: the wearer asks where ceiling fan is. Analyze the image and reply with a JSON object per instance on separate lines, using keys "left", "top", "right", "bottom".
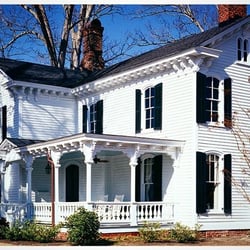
{"left": 93, "top": 155, "right": 109, "bottom": 164}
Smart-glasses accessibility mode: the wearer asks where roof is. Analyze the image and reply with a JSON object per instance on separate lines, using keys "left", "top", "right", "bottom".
{"left": 0, "top": 16, "right": 249, "bottom": 89}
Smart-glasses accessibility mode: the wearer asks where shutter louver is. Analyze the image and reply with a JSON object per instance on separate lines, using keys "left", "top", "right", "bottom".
{"left": 224, "top": 78, "right": 232, "bottom": 128}
{"left": 154, "top": 83, "right": 162, "bottom": 130}
{"left": 135, "top": 89, "right": 141, "bottom": 133}
{"left": 82, "top": 105, "right": 88, "bottom": 133}
{"left": 96, "top": 100, "right": 103, "bottom": 134}
{"left": 224, "top": 154, "right": 232, "bottom": 214}
{"left": 196, "top": 151, "right": 207, "bottom": 214}
{"left": 196, "top": 72, "right": 208, "bottom": 123}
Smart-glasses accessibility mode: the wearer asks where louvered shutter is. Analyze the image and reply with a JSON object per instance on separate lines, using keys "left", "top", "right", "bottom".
{"left": 135, "top": 158, "right": 141, "bottom": 202}
{"left": 135, "top": 89, "right": 141, "bottom": 133}
{"left": 96, "top": 100, "right": 103, "bottom": 134}
{"left": 1, "top": 106, "right": 7, "bottom": 141}
{"left": 82, "top": 105, "right": 88, "bottom": 133}
{"left": 224, "top": 154, "right": 232, "bottom": 214}
{"left": 224, "top": 78, "right": 232, "bottom": 128}
{"left": 196, "top": 72, "right": 208, "bottom": 123}
{"left": 154, "top": 83, "right": 162, "bottom": 130}
{"left": 152, "top": 155, "right": 162, "bottom": 201}
{"left": 196, "top": 151, "right": 208, "bottom": 214}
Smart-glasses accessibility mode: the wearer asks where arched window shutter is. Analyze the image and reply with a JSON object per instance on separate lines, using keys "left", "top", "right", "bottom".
{"left": 135, "top": 158, "right": 141, "bottom": 202}
{"left": 196, "top": 151, "right": 207, "bottom": 214}
{"left": 152, "top": 155, "right": 162, "bottom": 201}
{"left": 96, "top": 100, "right": 103, "bottom": 134}
{"left": 82, "top": 105, "right": 88, "bottom": 133}
{"left": 224, "top": 154, "right": 232, "bottom": 214}
{"left": 196, "top": 72, "right": 208, "bottom": 123}
{"left": 135, "top": 89, "right": 141, "bottom": 133}
{"left": 154, "top": 83, "right": 162, "bottom": 130}
{"left": 224, "top": 78, "right": 232, "bottom": 128}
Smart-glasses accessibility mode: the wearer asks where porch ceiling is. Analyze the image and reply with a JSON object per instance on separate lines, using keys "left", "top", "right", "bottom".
{"left": 16, "top": 133, "right": 185, "bottom": 157}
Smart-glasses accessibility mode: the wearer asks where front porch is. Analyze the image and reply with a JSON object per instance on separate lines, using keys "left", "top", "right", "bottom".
{"left": 1, "top": 201, "right": 174, "bottom": 231}
{"left": 0, "top": 133, "right": 184, "bottom": 232}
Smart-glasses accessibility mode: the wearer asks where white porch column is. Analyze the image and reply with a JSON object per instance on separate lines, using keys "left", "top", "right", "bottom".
{"left": 81, "top": 142, "right": 96, "bottom": 205}
{"left": 127, "top": 147, "right": 141, "bottom": 226}
{"left": 0, "top": 162, "right": 6, "bottom": 203}
{"left": 50, "top": 151, "right": 62, "bottom": 203}
{"left": 24, "top": 154, "right": 34, "bottom": 204}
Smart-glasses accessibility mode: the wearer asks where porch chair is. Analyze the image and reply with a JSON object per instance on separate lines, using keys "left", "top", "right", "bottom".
{"left": 112, "top": 194, "right": 124, "bottom": 220}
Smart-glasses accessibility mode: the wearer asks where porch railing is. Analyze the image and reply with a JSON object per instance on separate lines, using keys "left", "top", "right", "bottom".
{"left": 28, "top": 201, "right": 174, "bottom": 226}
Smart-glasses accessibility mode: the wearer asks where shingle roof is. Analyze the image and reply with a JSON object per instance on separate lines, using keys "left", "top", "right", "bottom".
{"left": 7, "top": 138, "right": 44, "bottom": 147}
{"left": 0, "top": 16, "right": 249, "bottom": 89}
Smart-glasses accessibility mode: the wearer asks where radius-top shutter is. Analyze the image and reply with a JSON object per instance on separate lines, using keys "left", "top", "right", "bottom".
{"left": 135, "top": 89, "right": 141, "bottom": 133}
{"left": 196, "top": 72, "right": 208, "bottom": 123}
{"left": 224, "top": 78, "right": 232, "bottom": 128}
{"left": 224, "top": 154, "right": 232, "bottom": 214}
{"left": 152, "top": 155, "right": 162, "bottom": 201}
{"left": 96, "top": 100, "right": 103, "bottom": 134}
{"left": 154, "top": 83, "right": 162, "bottom": 130}
{"left": 196, "top": 151, "right": 208, "bottom": 214}
{"left": 82, "top": 105, "right": 88, "bottom": 133}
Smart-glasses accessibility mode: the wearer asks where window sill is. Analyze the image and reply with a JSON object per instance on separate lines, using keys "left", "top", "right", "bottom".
{"left": 206, "top": 209, "right": 225, "bottom": 215}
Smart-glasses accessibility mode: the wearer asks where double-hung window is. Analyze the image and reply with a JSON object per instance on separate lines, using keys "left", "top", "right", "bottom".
{"left": 135, "top": 83, "right": 162, "bottom": 133}
{"left": 196, "top": 72, "right": 232, "bottom": 128}
{"left": 82, "top": 100, "right": 103, "bottom": 134}
{"left": 196, "top": 152, "right": 232, "bottom": 214}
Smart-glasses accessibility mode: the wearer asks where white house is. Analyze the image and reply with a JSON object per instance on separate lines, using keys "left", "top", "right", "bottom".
{"left": 0, "top": 5, "right": 249, "bottom": 234}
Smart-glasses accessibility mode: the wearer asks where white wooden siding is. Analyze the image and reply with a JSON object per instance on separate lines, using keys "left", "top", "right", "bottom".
{"left": 197, "top": 31, "right": 250, "bottom": 230}
{"left": 21, "top": 94, "right": 77, "bottom": 140}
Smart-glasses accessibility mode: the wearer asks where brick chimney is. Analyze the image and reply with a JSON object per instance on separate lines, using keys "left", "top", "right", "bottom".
{"left": 218, "top": 5, "right": 247, "bottom": 25}
{"left": 81, "top": 19, "right": 104, "bottom": 71}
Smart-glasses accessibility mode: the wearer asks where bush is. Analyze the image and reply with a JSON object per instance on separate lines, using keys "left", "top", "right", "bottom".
{"left": 170, "top": 222, "right": 201, "bottom": 243}
{"left": 5, "top": 220, "right": 60, "bottom": 243}
{"left": 138, "top": 222, "right": 162, "bottom": 243}
{"left": 0, "top": 217, "right": 9, "bottom": 239}
{"left": 64, "top": 207, "right": 100, "bottom": 245}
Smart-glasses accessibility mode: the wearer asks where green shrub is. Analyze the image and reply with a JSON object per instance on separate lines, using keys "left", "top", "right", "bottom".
{"left": 64, "top": 207, "right": 100, "bottom": 245}
{"left": 0, "top": 217, "right": 9, "bottom": 239}
{"left": 138, "top": 222, "right": 162, "bottom": 243}
{"left": 170, "top": 222, "right": 201, "bottom": 243}
{"left": 5, "top": 220, "right": 60, "bottom": 243}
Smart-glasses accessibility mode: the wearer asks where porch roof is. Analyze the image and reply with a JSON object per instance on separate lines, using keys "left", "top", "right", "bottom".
{"left": 16, "top": 133, "right": 185, "bottom": 157}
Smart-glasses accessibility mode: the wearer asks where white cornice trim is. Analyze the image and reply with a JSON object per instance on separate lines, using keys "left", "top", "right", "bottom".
{"left": 72, "top": 46, "right": 221, "bottom": 96}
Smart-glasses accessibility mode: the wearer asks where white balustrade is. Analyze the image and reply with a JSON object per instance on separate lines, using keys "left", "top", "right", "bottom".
{"left": 3, "top": 201, "right": 174, "bottom": 226}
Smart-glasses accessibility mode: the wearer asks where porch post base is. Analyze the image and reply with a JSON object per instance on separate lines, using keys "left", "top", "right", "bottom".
{"left": 130, "top": 203, "right": 137, "bottom": 226}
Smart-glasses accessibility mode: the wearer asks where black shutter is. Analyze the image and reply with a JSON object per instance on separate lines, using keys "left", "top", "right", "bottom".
{"left": 224, "top": 78, "right": 232, "bottom": 128}
{"left": 196, "top": 151, "right": 207, "bottom": 214}
{"left": 224, "top": 154, "right": 232, "bottom": 214}
{"left": 196, "top": 72, "right": 208, "bottom": 123}
{"left": 135, "top": 89, "right": 141, "bottom": 133}
{"left": 152, "top": 155, "right": 162, "bottom": 201}
{"left": 82, "top": 105, "right": 88, "bottom": 133}
{"left": 154, "top": 83, "right": 162, "bottom": 130}
{"left": 135, "top": 158, "right": 141, "bottom": 202}
{"left": 96, "top": 100, "right": 103, "bottom": 134}
{"left": 1, "top": 106, "right": 7, "bottom": 141}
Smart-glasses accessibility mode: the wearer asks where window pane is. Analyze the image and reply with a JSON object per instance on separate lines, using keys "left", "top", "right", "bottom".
{"left": 213, "top": 89, "right": 219, "bottom": 100}
{"left": 145, "top": 98, "right": 149, "bottom": 108}
{"left": 145, "top": 89, "right": 150, "bottom": 98}
{"left": 213, "top": 78, "right": 219, "bottom": 89}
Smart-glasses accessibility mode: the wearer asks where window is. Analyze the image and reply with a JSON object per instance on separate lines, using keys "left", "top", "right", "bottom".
{"left": 82, "top": 100, "right": 103, "bottom": 134}
{"left": 205, "top": 77, "right": 220, "bottom": 122}
{"left": 237, "top": 37, "right": 249, "bottom": 62}
{"left": 145, "top": 87, "right": 155, "bottom": 129}
{"left": 196, "top": 72, "right": 232, "bottom": 128}
{"left": 135, "top": 83, "right": 162, "bottom": 133}
{"left": 206, "top": 154, "right": 220, "bottom": 210}
{"left": 196, "top": 152, "right": 232, "bottom": 214}
{"left": 90, "top": 103, "right": 97, "bottom": 133}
